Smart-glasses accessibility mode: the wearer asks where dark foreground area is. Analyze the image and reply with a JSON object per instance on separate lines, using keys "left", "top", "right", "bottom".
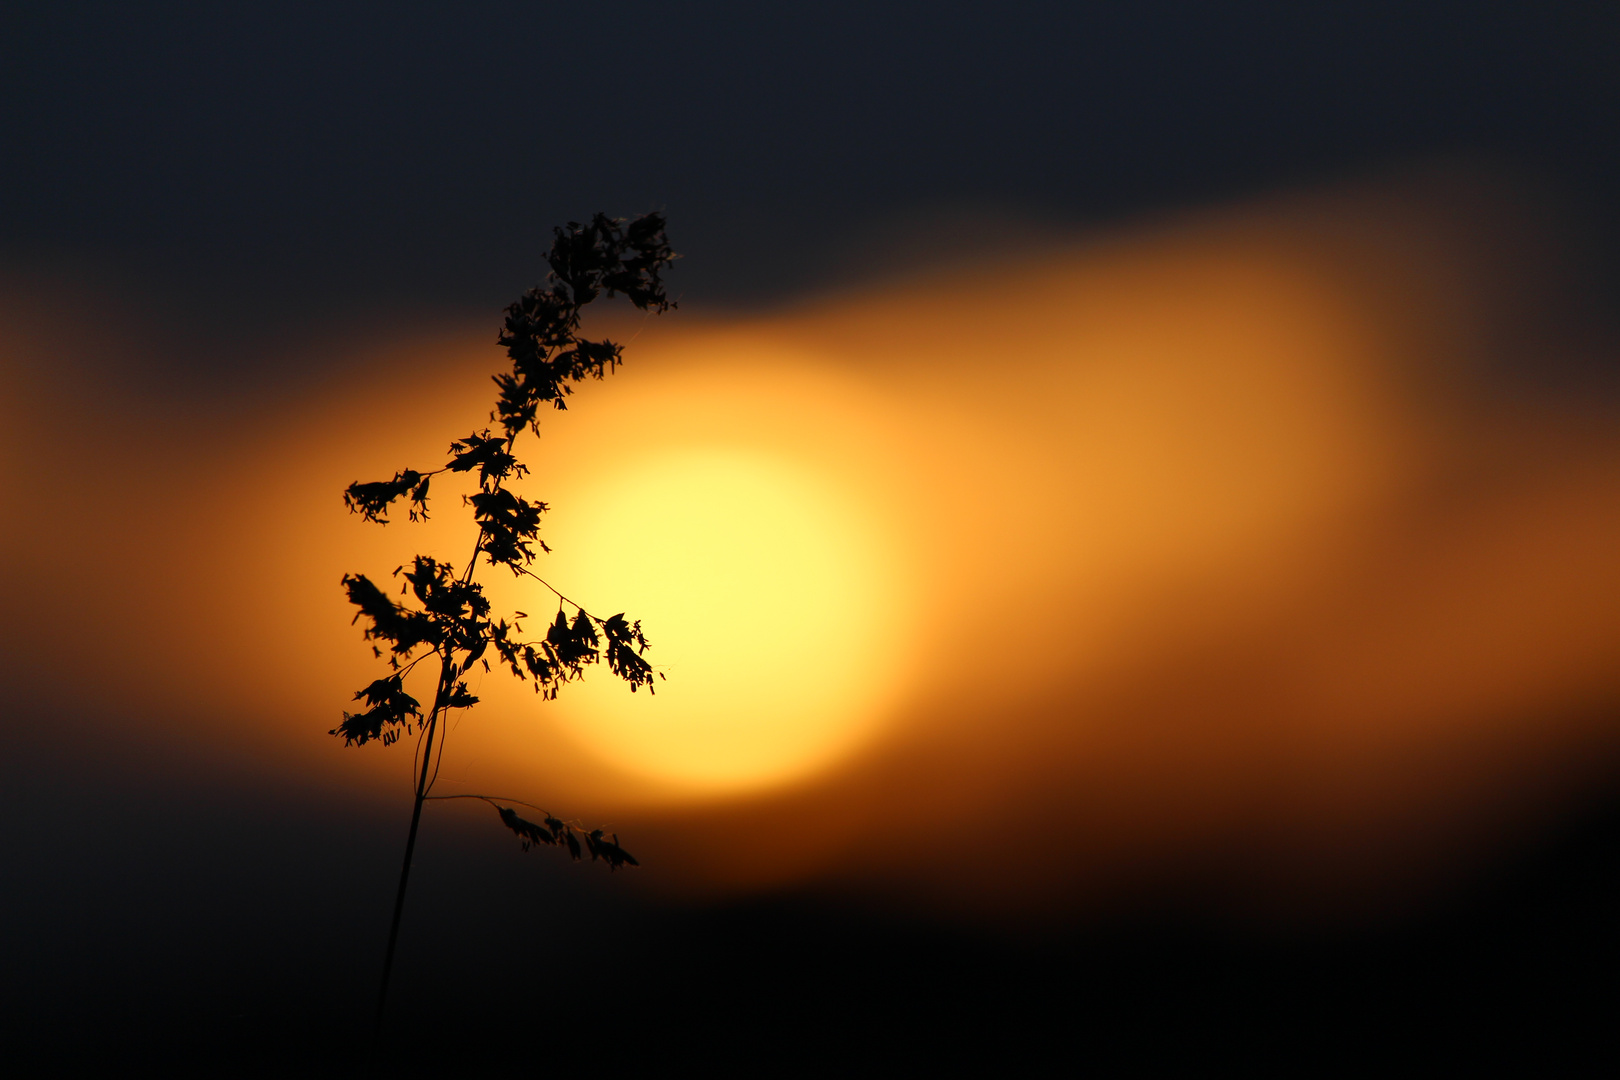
{"left": 4, "top": 720, "right": 1616, "bottom": 1076}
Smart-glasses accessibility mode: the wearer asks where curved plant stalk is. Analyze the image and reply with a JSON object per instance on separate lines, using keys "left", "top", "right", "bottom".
{"left": 334, "top": 213, "right": 676, "bottom": 1036}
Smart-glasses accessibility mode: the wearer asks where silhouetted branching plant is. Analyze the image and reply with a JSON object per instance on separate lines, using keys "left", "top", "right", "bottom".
{"left": 336, "top": 213, "right": 674, "bottom": 1030}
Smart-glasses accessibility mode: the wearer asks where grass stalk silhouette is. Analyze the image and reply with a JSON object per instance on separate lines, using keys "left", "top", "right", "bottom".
{"left": 333, "top": 213, "right": 675, "bottom": 1036}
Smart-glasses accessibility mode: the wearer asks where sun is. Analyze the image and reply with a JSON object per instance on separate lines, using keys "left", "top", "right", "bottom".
{"left": 531, "top": 445, "right": 908, "bottom": 793}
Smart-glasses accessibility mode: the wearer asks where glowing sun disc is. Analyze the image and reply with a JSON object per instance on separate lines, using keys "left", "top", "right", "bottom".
{"left": 535, "top": 447, "right": 907, "bottom": 793}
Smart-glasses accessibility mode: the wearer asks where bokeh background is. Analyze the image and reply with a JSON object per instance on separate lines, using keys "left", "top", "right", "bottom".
{"left": 4, "top": 4, "right": 1619, "bottom": 1073}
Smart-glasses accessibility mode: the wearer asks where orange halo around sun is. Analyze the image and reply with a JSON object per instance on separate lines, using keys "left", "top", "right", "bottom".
{"left": 467, "top": 355, "right": 920, "bottom": 796}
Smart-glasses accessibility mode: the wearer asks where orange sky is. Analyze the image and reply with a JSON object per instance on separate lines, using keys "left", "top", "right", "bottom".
{"left": 4, "top": 170, "right": 1616, "bottom": 923}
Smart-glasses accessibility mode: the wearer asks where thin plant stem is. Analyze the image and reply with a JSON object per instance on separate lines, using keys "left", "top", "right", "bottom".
{"left": 373, "top": 657, "right": 453, "bottom": 1040}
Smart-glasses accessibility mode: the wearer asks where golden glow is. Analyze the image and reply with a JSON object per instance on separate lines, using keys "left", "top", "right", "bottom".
{"left": 448, "top": 354, "right": 920, "bottom": 802}
{"left": 8, "top": 167, "right": 1619, "bottom": 917}
{"left": 531, "top": 447, "right": 905, "bottom": 791}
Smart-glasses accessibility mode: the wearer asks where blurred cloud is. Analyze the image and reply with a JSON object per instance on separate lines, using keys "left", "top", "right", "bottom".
{"left": 3, "top": 164, "right": 1616, "bottom": 924}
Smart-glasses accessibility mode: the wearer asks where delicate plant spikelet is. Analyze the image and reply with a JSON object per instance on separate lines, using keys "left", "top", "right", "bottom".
{"left": 337, "top": 211, "right": 672, "bottom": 882}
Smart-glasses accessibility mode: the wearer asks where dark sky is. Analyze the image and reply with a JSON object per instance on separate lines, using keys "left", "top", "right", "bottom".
{"left": 5, "top": 6, "right": 1619, "bottom": 1072}
{"left": 6, "top": 3, "right": 1618, "bottom": 313}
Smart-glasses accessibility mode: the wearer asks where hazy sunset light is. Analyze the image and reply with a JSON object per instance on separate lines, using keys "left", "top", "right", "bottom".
{"left": 5, "top": 171, "right": 1616, "bottom": 920}
{"left": 12, "top": 9, "right": 1620, "bottom": 1072}
{"left": 529, "top": 443, "right": 913, "bottom": 791}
